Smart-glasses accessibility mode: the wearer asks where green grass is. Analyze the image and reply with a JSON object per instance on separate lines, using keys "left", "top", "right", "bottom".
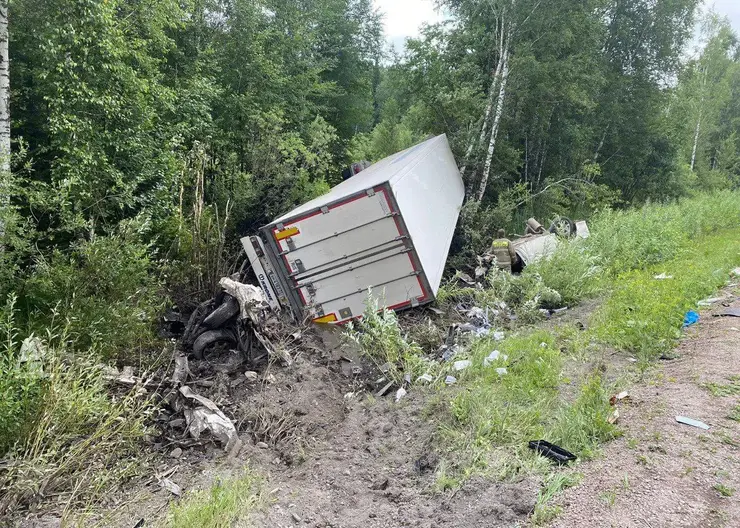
{"left": 704, "top": 377, "right": 740, "bottom": 397}
{"left": 530, "top": 471, "right": 582, "bottom": 525}
{"left": 429, "top": 192, "right": 740, "bottom": 523}
{"left": 728, "top": 405, "right": 740, "bottom": 422}
{"left": 714, "top": 483, "right": 735, "bottom": 497}
{"left": 166, "top": 470, "right": 264, "bottom": 528}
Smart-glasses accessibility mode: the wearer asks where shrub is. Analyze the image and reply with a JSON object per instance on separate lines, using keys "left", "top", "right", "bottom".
{"left": 22, "top": 232, "right": 164, "bottom": 358}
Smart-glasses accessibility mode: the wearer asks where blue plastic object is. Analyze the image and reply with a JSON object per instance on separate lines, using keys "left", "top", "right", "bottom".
{"left": 683, "top": 310, "right": 700, "bottom": 328}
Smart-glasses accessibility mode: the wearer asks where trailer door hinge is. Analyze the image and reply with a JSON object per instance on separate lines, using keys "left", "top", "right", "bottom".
{"left": 366, "top": 188, "right": 375, "bottom": 197}
{"left": 321, "top": 206, "right": 329, "bottom": 214}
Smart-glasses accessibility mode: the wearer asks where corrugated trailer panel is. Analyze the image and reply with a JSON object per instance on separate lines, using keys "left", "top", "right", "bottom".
{"left": 389, "top": 136, "right": 464, "bottom": 294}
{"left": 262, "top": 184, "right": 429, "bottom": 324}
{"left": 259, "top": 134, "right": 462, "bottom": 324}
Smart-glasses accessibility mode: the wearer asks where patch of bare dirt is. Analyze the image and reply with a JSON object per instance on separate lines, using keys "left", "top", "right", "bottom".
{"left": 551, "top": 286, "right": 740, "bottom": 528}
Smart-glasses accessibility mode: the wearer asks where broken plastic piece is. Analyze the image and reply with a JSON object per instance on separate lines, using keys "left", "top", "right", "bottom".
{"left": 528, "top": 440, "right": 577, "bottom": 464}
{"left": 395, "top": 387, "right": 407, "bottom": 403}
{"left": 180, "top": 386, "right": 240, "bottom": 451}
{"left": 445, "top": 375, "right": 457, "bottom": 385}
{"left": 676, "top": 416, "right": 710, "bottom": 430}
{"left": 493, "top": 331, "right": 505, "bottom": 341}
{"left": 483, "top": 350, "right": 508, "bottom": 367}
{"left": 416, "top": 373, "right": 433, "bottom": 383}
{"left": 683, "top": 310, "right": 700, "bottom": 328}
{"left": 495, "top": 367, "right": 508, "bottom": 376}
{"left": 654, "top": 273, "right": 674, "bottom": 280}
{"left": 453, "top": 360, "right": 472, "bottom": 371}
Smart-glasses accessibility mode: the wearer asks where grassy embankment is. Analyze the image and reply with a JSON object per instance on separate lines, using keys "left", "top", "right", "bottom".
{"left": 351, "top": 191, "right": 740, "bottom": 524}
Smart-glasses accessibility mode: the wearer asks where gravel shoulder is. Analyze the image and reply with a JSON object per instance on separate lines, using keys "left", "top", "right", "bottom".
{"left": 551, "top": 285, "right": 740, "bottom": 528}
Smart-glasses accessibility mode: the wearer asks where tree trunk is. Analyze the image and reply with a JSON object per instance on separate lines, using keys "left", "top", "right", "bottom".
{"left": 0, "top": 1, "right": 9, "bottom": 240}
{"left": 690, "top": 117, "right": 700, "bottom": 172}
{"left": 460, "top": 23, "right": 505, "bottom": 179}
{"left": 477, "top": 42, "right": 510, "bottom": 202}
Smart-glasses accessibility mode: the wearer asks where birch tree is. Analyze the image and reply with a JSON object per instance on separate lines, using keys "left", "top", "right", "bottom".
{"left": 0, "top": 0, "right": 8, "bottom": 238}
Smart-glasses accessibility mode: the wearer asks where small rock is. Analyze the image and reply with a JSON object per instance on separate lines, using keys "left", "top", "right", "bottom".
{"left": 395, "top": 387, "right": 407, "bottom": 402}
{"left": 168, "top": 418, "right": 186, "bottom": 428}
{"left": 244, "top": 371, "right": 259, "bottom": 381}
{"left": 256, "top": 441, "right": 269, "bottom": 449}
{"left": 291, "top": 512, "right": 302, "bottom": 523}
{"left": 344, "top": 469, "right": 351, "bottom": 476}
{"left": 169, "top": 447, "right": 183, "bottom": 459}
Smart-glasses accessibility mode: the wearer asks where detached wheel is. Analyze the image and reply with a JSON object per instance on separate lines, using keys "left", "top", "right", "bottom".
{"left": 549, "top": 216, "right": 576, "bottom": 238}
{"left": 192, "top": 328, "right": 238, "bottom": 360}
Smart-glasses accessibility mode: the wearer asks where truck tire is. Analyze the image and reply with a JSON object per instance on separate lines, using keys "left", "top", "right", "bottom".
{"left": 549, "top": 216, "right": 576, "bottom": 238}
{"left": 202, "top": 294, "right": 240, "bottom": 329}
{"left": 192, "top": 328, "right": 238, "bottom": 360}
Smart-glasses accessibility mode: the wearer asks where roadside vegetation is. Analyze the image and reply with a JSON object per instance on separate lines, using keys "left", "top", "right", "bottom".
{"left": 2, "top": 0, "right": 740, "bottom": 523}
{"left": 349, "top": 191, "right": 740, "bottom": 522}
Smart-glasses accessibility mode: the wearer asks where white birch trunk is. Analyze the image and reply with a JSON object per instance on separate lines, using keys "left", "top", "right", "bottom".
{"left": 0, "top": 2, "right": 9, "bottom": 240}
{"left": 477, "top": 43, "right": 510, "bottom": 202}
{"left": 690, "top": 117, "right": 700, "bottom": 172}
{"left": 460, "top": 23, "right": 505, "bottom": 178}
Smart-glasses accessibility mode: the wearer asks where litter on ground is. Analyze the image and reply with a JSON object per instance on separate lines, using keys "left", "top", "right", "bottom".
{"left": 676, "top": 416, "right": 710, "bottom": 430}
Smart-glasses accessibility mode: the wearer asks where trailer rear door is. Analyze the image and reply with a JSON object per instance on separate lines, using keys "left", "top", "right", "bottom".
{"left": 263, "top": 184, "right": 429, "bottom": 324}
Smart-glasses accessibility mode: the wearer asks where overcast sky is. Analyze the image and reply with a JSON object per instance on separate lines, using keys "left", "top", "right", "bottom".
{"left": 374, "top": 0, "right": 740, "bottom": 52}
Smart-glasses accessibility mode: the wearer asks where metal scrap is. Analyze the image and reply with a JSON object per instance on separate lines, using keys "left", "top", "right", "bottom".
{"left": 676, "top": 416, "right": 710, "bottom": 430}
{"left": 179, "top": 386, "right": 240, "bottom": 452}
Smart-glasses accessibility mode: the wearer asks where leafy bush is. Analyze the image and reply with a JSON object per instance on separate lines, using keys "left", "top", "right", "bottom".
{"left": 22, "top": 231, "right": 164, "bottom": 358}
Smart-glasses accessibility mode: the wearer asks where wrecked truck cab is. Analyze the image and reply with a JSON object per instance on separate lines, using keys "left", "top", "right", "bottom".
{"left": 244, "top": 134, "right": 465, "bottom": 324}
{"left": 510, "top": 219, "right": 590, "bottom": 272}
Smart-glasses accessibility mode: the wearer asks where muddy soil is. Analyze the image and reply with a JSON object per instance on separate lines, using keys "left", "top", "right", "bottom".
{"left": 550, "top": 285, "right": 740, "bottom": 528}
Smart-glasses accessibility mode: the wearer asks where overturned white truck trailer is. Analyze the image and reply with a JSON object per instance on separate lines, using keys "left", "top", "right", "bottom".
{"left": 243, "top": 135, "right": 464, "bottom": 324}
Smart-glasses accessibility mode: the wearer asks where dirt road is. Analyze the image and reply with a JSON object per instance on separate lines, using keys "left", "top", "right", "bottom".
{"left": 551, "top": 287, "right": 740, "bottom": 528}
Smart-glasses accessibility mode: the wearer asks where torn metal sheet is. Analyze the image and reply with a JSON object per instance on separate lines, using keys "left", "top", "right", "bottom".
{"left": 179, "top": 385, "right": 240, "bottom": 451}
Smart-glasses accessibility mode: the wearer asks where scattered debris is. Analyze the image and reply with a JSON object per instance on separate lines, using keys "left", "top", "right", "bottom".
{"left": 609, "top": 391, "right": 630, "bottom": 405}
{"left": 457, "top": 272, "right": 476, "bottom": 286}
{"left": 427, "top": 307, "right": 445, "bottom": 316}
{"left": 453, "top": 360, "right": 472, "bottom": 371}
{"left": 416, "top": 373, "right": 433, "bottom": 383}
{"left": 376, "top": 381, "right": 394, "bottom": 397}
{"left": 493, "top": 331, "right": 505, "bottom": 341}
{"left": 495, "top": 368, "right": 508, "bottom": 376}
{"left": 159, "top": 477, "right": 182, "bottom": 497}
{"left": 244, "top": 371, "right": 259, "bottom": 382}
{"left": 683, "top": 310, "right": 700, "bottom": 328}
{"left": 654, "top": 273, "right": 674, "bottom": 280}
{"left": 19, "top": 336, "right": 46, "bottom": 374}
{"left": 697, "top": 297, "right": 726, "bottom": 306}
{"left": 528, "top": 440, "right": 577, "bottom": 464}
{"left": 445, "top": 375, "right": 457, "bottom": 385}
{"left": 291, "top": 512, "right": 302, "bottom": 523}
{"left": 608, "top": 409, "right": 620, "bottom": 424}
{"left": 676, "top": 416, "right": 710, "bottom": 430}
{"left": 179, "top": 386, "right": 240, "bottom": 452}
{"left": 256, "top": 442, "right": 269, "bottom": 449}
{"left": 715, "top": 308, "right": 740, "bottom": 318}
{"left": 730, "top": 267, "right": 740, "bottom": 278}
{"left": 171, "top": 355, "right": 191, "bottom": 385}
{"left": 483, "top": 350, "right": 508, "bottom": 367}
{"left": 169, "top": 447, "right": 183, "bottom": 459}
{"left": 395, "top": 388, "right": 407, "bottom": 403}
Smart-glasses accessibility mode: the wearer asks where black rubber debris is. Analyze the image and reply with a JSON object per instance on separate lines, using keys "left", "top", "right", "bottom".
{"left": 528, "top": 440, "right": 577, "bottom": 465}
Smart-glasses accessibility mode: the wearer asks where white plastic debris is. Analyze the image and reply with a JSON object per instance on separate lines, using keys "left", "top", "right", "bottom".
{"left": 540, "top": 342, "right": 548, "bottom": 348}
{"left": 731, "top": 267, "right": 740, "bottom": 278}
{"left": 493, "top": 331, "right": 505, "bottom": 341}
{"left": 676, "top": 416, "right": 710, "bottom": 430}
{"left": 453, "top": 360, "right": 472, "bottom": 371}
{"left": 495, "top": 368, "right": 508, "bottom": 376}
{"left": 416, "top": 373, "right": 433, "bottom": 383}
{"left": 697, "top": 297, "right": 725, "bottom": 306}
{"left": 654, "top": 273, "right": 674, "bottom": 280}
{"left": 180, "top": 386, "right": 240, "bottom": 451}
{"left": 395, "top": 388, "right": 407, "bottom": 403}
{"left": 19, "top": 336, "right": 46, "bottom": 375}
{"left": 445, "top": 375, "right": 457, "bottom": 385}
{"left": 218, "top": 277, "right": 269, "bottom": 322}
{"left": 483, "top": 350, "right": 508, "bottom": 367}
